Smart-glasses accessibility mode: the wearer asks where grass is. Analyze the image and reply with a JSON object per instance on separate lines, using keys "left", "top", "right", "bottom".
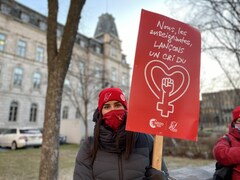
{"left": 0, "top": 144, "right": 80, "bottom": 180}
{"left": 0, "top": 144, "right": 215, "bottom": 180}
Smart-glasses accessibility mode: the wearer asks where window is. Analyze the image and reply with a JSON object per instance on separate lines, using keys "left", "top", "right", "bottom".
{"left": 20, "top": 128, "right": 41, "bottom": 134}
{"left": 1, "top": 4, "right": 11, "bottom": 14}
{"left": 5, "top": 129, "right": 17, "bottom": 134}
{"left": 75, "top": 107, "right": 80, "bottom": 118}
{"left": 110, "top": 47, "right": 117, "bottom": 58}
{"left": 33, "top": 72, "right": 41, "bottom": 89}
{"left": 111, "top": 67, "right": 117, "bottom": 81}
{"left": 20, "top": 12, "right": 30, "bottom": 22}
{"left": 39, "top": 21, "right": 47, "bottom": 31}
{"left": 121, "top": 73, "right": 128, "bottom": 86}
{"left": 0, "top": 33, "right": 6, "bottom": 51}
{"left": 17, "top": 40, "right": 26, "bottom": 57}
{"left": 13, "top": 67, "right": 23, "bottom": 86}
{"left": 121, "top": 55, "right": 127, "bottom": 64}
{"left": 79, "top": 62, "right": 85, "bottom": 75}
{"left": 95, "top": 46, "right": 101, "bottom": 54}
{"left": 29, "top": 103, "right": 37, "bottom": 122}
{"left": 62, "top": 106, "right": 69, "bottom": 119}
{"left": 95, "top": 64, "right": 101, "bottom": 78}
{"left": 9, "top": 101, "right": 18, "bottom": 122}
{"left": 2, "top": 129, "right": 17, "bottom": 135}
{"left": 80, "top": 40, "right": 85, "bottom": 48}
{"left": 36, "top": 46, "right": 44, "bottom": 62}
{"left": 29, "top": 14, "right": 38, "bottom": 26}
{"left": 64, "top": 79, "right": 71, "bottom": 93}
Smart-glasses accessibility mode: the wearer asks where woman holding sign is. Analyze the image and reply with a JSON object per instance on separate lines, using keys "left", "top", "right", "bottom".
{"left": 73, "top": 87, "right": 169, "bottom": 180}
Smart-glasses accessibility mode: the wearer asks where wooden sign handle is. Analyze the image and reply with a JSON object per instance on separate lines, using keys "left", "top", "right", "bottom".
{"left": 152, "top": 135, "right": 163, "bottom": 170}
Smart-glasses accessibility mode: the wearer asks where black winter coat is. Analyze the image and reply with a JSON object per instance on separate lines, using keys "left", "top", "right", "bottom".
{"left": 73, "top": 132, "right": 168, "bottom": 180}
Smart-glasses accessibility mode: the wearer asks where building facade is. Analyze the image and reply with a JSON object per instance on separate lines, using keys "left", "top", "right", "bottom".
{"left": 0, "top": 0, "right": 131, "bottom": 131}
{"left": 200, "top": 89, "right": 240, "bottom": 128}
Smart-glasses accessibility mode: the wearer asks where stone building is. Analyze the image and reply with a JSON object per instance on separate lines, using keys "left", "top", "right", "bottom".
{"left": 200, "top": 89, "right": 240, "bottom": 128}
{"left": 0, "top": 0, "right": 131, "bottom": 133}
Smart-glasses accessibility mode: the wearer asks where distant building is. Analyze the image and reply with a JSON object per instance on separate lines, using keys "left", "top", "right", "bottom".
{"left": 0, "top": 0, "right": 131, "bottom": 132}
{"left": 200, "top": 89, "right": 240, "bottom": 128}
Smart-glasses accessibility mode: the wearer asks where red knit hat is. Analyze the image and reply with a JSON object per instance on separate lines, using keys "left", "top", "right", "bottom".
{"left": 98, "top": 87, "right": 127, "bottom": 111}
{"left": 232, "top": 106, "right": 240, "bottom": 120}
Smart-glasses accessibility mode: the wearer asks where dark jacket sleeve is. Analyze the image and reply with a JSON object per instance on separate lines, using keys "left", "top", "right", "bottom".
{"left": 73, "top": 138, "right": 94, "bottom": 180}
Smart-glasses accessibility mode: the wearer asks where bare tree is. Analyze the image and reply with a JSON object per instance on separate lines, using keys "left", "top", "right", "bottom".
{"left": 39, "top": 0, "right": 86, "bottom": 179}
{"left": 184, "top": 0, "right": 240, "bottom": 96}
{"left": 63, "top": 58, "right": 104, "bottom": 139}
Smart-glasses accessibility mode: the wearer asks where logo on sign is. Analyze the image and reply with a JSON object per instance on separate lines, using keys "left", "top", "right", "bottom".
{"left": 144, "top": 60, "right": 190, "bottom": 117}
{"left": 149, "top": 118, "right": 164, "bottom": 128}
{"left": 169, "top": 121, "right": 178, "bottom": 132}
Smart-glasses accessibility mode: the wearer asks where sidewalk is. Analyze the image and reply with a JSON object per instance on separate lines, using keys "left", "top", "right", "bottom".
{"left": 169, "top": 163, "right": 215, "bottom": 180}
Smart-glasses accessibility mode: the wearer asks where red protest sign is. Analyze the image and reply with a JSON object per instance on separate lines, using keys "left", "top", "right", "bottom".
{"left": 126, "top": 9, "right": 201, "bottom": 141}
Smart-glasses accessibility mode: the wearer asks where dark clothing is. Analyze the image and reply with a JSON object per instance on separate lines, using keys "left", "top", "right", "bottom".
{"left": 73, "top": 130, "right": 168, "bottom": 180}
{"left": 213, "top": 118, "right": 240, "bottom": 180}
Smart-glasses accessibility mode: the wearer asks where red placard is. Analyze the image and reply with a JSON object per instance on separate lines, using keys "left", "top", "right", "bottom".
{"left": 126, "top": 9, "right": 201, "bottom": 141}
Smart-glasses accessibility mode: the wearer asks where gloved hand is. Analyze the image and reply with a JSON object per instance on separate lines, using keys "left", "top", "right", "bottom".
{"left": 144, "top": 166, "right": 167, "bottom": 180}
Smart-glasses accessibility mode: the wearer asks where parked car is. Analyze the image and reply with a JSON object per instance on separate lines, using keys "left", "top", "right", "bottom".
{"left": 59, "top": 134, "right": 67, "bottom": 145}
{"left": 0, "top": 128, "right": 8, "bottom": 134}
{"left": 0, "top": 127, "right": 42, "bottom": 150}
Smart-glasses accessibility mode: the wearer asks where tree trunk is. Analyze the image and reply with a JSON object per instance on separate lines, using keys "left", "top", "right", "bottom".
{"left": 39, "top": 67, "right": 65, "bottom": 179}
{"left": 39, "top": 0, "right": 86, "bottom": 179}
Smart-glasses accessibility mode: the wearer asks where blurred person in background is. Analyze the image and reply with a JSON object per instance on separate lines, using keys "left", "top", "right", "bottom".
{"left": 73, "top": 87, "right": 169, "bottom": 180}
{"left": 213, "top": 106, "right": 240, "bottom": 180}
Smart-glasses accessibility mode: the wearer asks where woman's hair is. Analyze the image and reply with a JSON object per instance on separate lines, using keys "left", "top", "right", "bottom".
{"left": 90, "top": 113, "right": 135, "bottom": 164}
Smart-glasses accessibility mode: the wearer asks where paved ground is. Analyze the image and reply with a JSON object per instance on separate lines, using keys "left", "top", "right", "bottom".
{"left": 169, "top": 163, "right": 215, "bottom": 180}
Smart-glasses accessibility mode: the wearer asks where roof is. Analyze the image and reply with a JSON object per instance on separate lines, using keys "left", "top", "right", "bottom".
{"left": 94, "top": 13, "right": 119, "bottom": 38}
